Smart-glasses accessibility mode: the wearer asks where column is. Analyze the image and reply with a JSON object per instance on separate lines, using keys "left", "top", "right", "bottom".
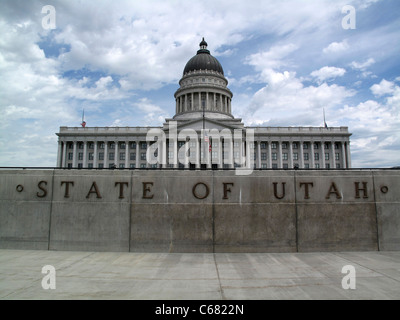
{"left": 341, "top": 142, "right": 347, "bottom": 169}
{"left": 104, "top": 141, "right": 109, "bottom": 168}
{"left": 198, "top": 92, "right": 201, "bottom": 111}
{"left": 83, "top": 141, "right": 88, "bottom": 168}
{"left": 299, "top": 140, "right": 304, "bottom": 169}
{"left": 206, "top": 92, "right": 209, "bottom": 111}
{"left": 191, "top": 93, "right": 194, "bottom": 111}
{"left": 220, "top": 94, "right": 223, "bottom": 113}
{"left": 184, "top": 94, "right": 188, "bottom": 112}
{"left": 136, "top": 140, "right": 140, "bottom": 168}
{"left": 93, "top": 141, "right": 98, "bottom": 168}
{"left": 176, "top": 98, "right": 178, "bottom": 114}
{"left": 228, "top": 137, "right": 234, "bottom": 168}
{"left": 114, "top": 141, "right": 119, "bottom": 167}
{"left": 321, "top": 141, "right": 326, "bottom": 169}
{"left": 346, "top": 141, "right": 352, "bottom": 168}
{"left": 331, "top": 141, "right": 336, "bottom": 169}
{"left": 184, "top": 139, "right": 189, "bottom": 169}
{"left": 310, "top": 141, "right": 315, "bottom": 169}
{"left": 62, "top": 141, "right": 67, "bottom": 168}
{"left": 225, "top": 96, "right": 228, "bottom": 113}
{"left": 125, "top": 140, "right": 129, "bottom": 168}
{"left": 196, "top": 137, "right": 200, "bottom": 169}
{"left": 267, "top": 141, "right": 272, "bottom": 168}
{"left": 72, "top": 141, "right": 77, "bottom": 168}
{"left": 218, "top": 137, "right": 222, "bottom": 168}
{"left": 57, "top": 140, "right": 62, "bottom": 167}
{"left": 173, "top": 139, "right": 178, "bottom": 168}
{"left": 257, "top": 141, "right": 261, "bottom": 169}
{"left": 278, "top": 141, "right": 283, "bottom": 169}
{"left": 289, "top": 141, "right": 293, "bottom": 169}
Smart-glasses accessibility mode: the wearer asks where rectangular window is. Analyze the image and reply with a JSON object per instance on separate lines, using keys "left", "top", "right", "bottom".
{"left": 141, "top": 142, "right": 147, "bottom": 149}
{"left": 88, "top": 163, "right": 93, "bottom": 168}
{"left": 282, "top": 143, "right": 287, "bottom": 149}
{"left": 261, "top": 163, "right": 267, "bottom": 169}
{"left": 282, "top": 153, "right": 288, "bottom": 160}
{"left": 261, "top": 153, "right": 267, "bottom": 160}
{"left": 271, "top": 143, "right": 277, "bottom": 149}
{"left": 293, "top": 153, "right": 298, "bottom": 161}
{"left": 325, "top": 153, "right": 329, "bottom": 161}
{"left": 88, "top": 143, "right": 94, "bottom": 149}
{"left": 304, "top": 153, "right": 309, "bottom": 161}
{"left": 314, "top": 153, "right": 319, "bottom": 161}
{"left": 78, "top": 143, "right": 83, "bottom": 149}
{"left": 130, "top": 164, "right": 136, "bottom": 168}
{"left": 130, "top": 142, "right": 136, "bottom": 149}
{"left": 260, "top": 142, "right": 267, "bottom": 149}
{"left": 98, "top": 153, "right": 104, "bottom": 161}
{"left": 99, "top": 143, "right": 104, "bottom": 149}
{"left": 130, "top": 153, "right": 136, "bottom": 161}
{"left": 140, "top": 163, "right": 147, "bottom": 168}
{"left": 141, "top": 153, "right": 146, "bottom": 160}
{"left": 314, "top": 143, "right": 319, "bottom": 149}
{"left": 120, "top": 153, "right": 125, "bottom": 161}
{"left": 110, "top": 143, "right": 115, "bottom": 149}
{"left": 120, "top": 143, "right": 126, "bottom": 149}
{"left": 315, "top": 163, "right": 320, "bottom": 169}
{"left": 293, "top": 143, "right": 298, "bottom": 149}
{"left": 98, "top": 163, "right": 103, "bottom": 168}
{"left": 119, "top": 164, "right": 125, "bottom": 168}
{"left": 68, "top": 153, "right": 73, "bottom": 160}
{"left": 88, "top": 153, "right": 94, "bottom": 160}
{"left": 335, "top": 153, "right": 340, "bottom": 161}
{"left": 272, "top": 163, "right": 278, "bottom": 169}
{"left": 78, "top": 152, "right": 83, "bottom": 160}
{"left": 272, "top": 153, "right": 277, "bottom": 160}
{"left": 78, "top": 163, "right": 82, "bottom": 168}
{"left": 109, "top": 153, "right": 114, "bottom": 160}
{"left": 304, "top": 164, "right": 309, "bottom": 169}
{"left": 168, "top": 151, "right": 173, "bottom": 159}
{"left": 303, "top": 143, "right": 308, "bottom": 149}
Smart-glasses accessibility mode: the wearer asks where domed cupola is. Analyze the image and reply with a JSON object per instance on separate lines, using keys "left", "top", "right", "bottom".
{"left": 174, "top": 38, "right": 233, "bottom": 120}
{"left": 183, "top": 38, "right": 224, "bottom": 76}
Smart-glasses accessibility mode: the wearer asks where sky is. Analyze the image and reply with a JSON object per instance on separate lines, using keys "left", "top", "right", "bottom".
{"left": 0, "top": 0, "right": 399, "bottom": 168}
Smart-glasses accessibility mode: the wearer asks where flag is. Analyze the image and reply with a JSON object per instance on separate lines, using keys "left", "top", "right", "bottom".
{"left": 81, "top": 109, "right": 86, "bottom": 127}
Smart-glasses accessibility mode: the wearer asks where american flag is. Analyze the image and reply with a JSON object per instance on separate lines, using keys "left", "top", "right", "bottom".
{"left": 204, "top": 132, "right": 211, "bottom": 152}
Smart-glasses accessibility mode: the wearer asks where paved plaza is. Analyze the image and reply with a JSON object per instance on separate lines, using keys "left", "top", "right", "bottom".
{"left": 0, "top": 249, "right": 399, "bottom": 300}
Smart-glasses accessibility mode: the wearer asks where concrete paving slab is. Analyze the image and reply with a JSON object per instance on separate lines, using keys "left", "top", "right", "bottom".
{"left": 0, "top": 249, "right": 399, "bottom": 300}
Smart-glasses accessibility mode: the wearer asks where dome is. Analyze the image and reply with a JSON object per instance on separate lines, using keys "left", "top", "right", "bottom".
{"left": 183, "top": 38, "right": 224, "bottom": 75}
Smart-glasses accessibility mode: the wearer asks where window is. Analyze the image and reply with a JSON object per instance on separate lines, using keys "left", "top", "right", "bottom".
{"left": 261, "top": 153, "right": 267, "bottom": 160}
{"left": 325, "top": 153, "right": 329, "bottom": 161}
{"left": 283, "top": 164, "right": 288, "bottom": 169}
{"left": 304, "top": 153, "right": 309, "bottom": 161}
{"left": 78, "top": 153, "right": 83, "bottom": 160}
{"left": 141, "top": 153, "right": 146, "bottom": 160}
{"left": 271, "top": 143, "right": 277, "bottom": 149}
{"left": 109, "top": 153, "right": 114, "bottom": 160}
{"left": 98, "top": 153, "right": 104, "bottom": 161}
{"left": 212, "top": 151, "right": 218, "bottom": 159}
{"left": 282, "top": 143, "right": 287, "bottom": 149}
{"left": 314, "top": 153, "right": 319, "bottom": 161}
{"left": 324, "top": 143, "right": 329, "bottom": 150}
{"left": 261, "top": 163, "right": 267, "bottom": 169}
{"left": 120, "top": 153, "right": 125, "bottom": 161}
{"left": 98, "top": 163, "right": 103, "bottom": 168}
{"left": 88, "top": 143, "right": 94, "bottom": 149}
{"left": 315, "top": 163, "right": 320, "bottom": 169}
{"left": 283, "top": 153, "right": 288, "bottom": 160}
{"left": 99, "top": 143, "right": 104, "bottom": 149}
{"left": 303, "top": 143, "right": 309, "bottom": 149}
{"left": 141, "top": 142, "right": 147, "bottom": 149}
{"left": 335, "top": 143, "right": 340, "bottom": 149}
{"left": 110, "top": 143, "right": 115, "bottom": 149}
{"left": 260, "top": 142, "right": 267, "bottom": 149}
{"left": 140, "top": 163, "right": 147, "bottom": 168}
{"left": 304, "top": 164, "right": 309, "bottom": 169}
{"left": 88, "top": 163, "right": 93, "bottom": 168}
{"left": 130, "top": 142, "right": 136, "bottom": 149}
{"left": 130, "top": 164, "right": 136, "bottom": 168}
{"left": 326, "top": 164, "right": 330, "bottom": 169}
{"left": 68, "top": 143, "right": 73, "bottom": 149}
{"left": 168, "top": 151, "right": 173, "bottom": 159}
{"left": 68, "top": 153, "right": 73, "bottom": 160}
{"left": 78, "top": 143, "right": 83, "bottom": 149}
{"left": 130, "top": 153, "right": 136, "bottom": 161}
{"left": 119, "top": 164, "right": 125, "bottom": 168}
{"left": 314, "top": 143, "right": 319, "bottom": 149}
{"left": 336, "top": 164, "right": 341, "bottom": 169}
{"left": 120, "top": 143, "right": 126, "bottom": 149}
{"left": 272, "top": 164, "right": 278, "bottom": 169}
{"left": 272, "top": 153, "right": 277, "bottom": 160}
{"left": 293, "top": 153, "right": 298, "bottom": 161}
{"left": 67, "top": 163, "right": 72, "bottom": 169}
{"left": 335, "top": 153, "right": 340, "bottom": 161}
{"left": 293, "top": 143, "right": 298, "bottom": 149}
{"left": 78, "top": 163, "right": 83, "bottom": 168}
{"left": 89, "top": 153, "right": 94, "bottom": 160}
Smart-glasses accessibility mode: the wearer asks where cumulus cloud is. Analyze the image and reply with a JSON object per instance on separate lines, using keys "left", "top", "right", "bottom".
{"left": 310, "top": 66, "right": 346, "bottom": 83}
{"left": 370, "top": 79, "right": 396, "bottom": 96}
{"left": 323, "top": 40, "right": 349, "bottom": 54}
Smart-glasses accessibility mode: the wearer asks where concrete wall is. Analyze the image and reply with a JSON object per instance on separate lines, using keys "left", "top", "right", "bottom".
{"left": 0, "top": 169, "right": 399, "bottom": 252}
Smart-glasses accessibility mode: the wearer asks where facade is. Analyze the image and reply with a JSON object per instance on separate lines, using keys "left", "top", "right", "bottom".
{"left": 56, "top": 39, "right": 352, "bottom": 169}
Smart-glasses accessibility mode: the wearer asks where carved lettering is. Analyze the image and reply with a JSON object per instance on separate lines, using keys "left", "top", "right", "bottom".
{"left": 37, "top": 180, "right": 48, "bottom": 198}
{"left": 299, "top": 182, "right": 313, "bottom": 199}
{"left": 326, "top": 182, "right": 342, "bottom": 199}
{"left": 193, "top": 182, "right": 210, "bottom": 200}
{"left": 355, "top": 182, "right": 368, "bottom": 199}
{"left": 61, "top": 181, "right": 74, "bottom": 198}
{"left": 273, "top": 182, "right": 286, "bottom": 200}
{"left": 223, "top": 183, "right": 234, "bottom": 200}
{"left": 115, "top": 182, "right": 129, "bottom": 199}
{"left": 86, "top": 181, "right": 102, "bottom": 199}
{"left": 142, "top": 182, "right": 154, "bottom": 199}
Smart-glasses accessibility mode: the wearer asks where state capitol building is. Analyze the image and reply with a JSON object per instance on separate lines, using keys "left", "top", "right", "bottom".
{"left": 56, "top": 38, "right": 352, "bottom": 170}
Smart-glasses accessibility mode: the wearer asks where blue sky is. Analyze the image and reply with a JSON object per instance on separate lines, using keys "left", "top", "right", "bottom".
{"left": 0, "top": 0, "right": 399, "bottom": 167}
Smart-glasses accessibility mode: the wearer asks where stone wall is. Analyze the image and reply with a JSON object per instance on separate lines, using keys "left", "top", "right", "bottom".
{"left": 0, "top": 169, "right": 398, "bottom": 252}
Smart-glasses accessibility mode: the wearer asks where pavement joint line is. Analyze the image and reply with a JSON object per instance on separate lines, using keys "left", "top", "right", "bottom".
{"left": 332, "top": 252, "right": 400, "bottom": 284}
{"left": 213, "top": 253, "right": 225, "bottom": 300}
